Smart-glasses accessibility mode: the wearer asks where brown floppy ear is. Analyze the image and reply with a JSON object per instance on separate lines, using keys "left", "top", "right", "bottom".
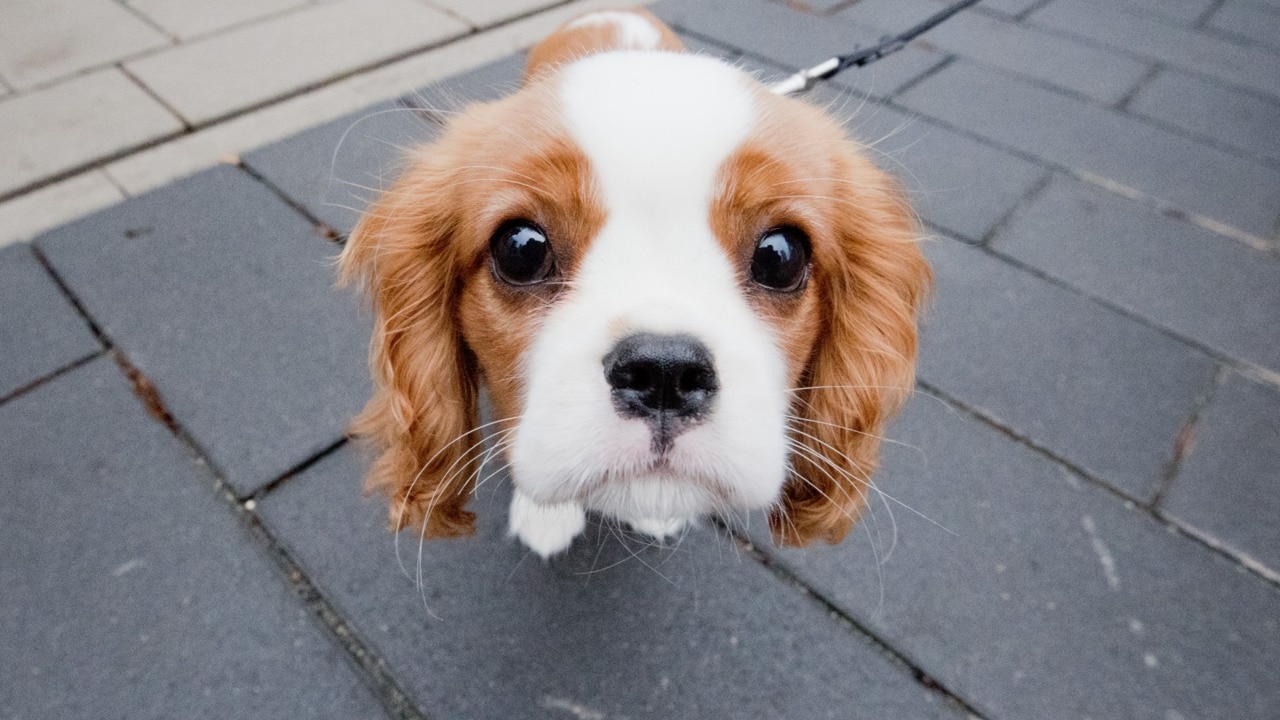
{"left": 771, "top": 148, "right": 932, "bottom": 547}
{"left": 339, "top": 151, "right": 482, "bottom": 539}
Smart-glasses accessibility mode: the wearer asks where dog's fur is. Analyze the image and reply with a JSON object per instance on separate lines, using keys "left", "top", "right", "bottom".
{"left": 340, "top": 9, "right": 930, "bottom": 557}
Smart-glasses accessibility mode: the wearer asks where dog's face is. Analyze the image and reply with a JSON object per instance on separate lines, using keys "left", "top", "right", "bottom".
{"left": 342, "top": 14, "right": 929, "bottom": 554}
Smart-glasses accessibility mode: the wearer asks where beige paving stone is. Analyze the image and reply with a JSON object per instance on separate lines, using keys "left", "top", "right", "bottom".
{"left": 124, "top": 0, "right": 471, "bottom": 124}
{"left": 106, "top": 0, "right": 650, "bottom": 195}
{"left": 0, "top": 171, "right": 125, "bottom": 248}
{"left": 123, "top": 0, "right": 311, "bottom": 40}
{"left": 427, "top": 0, "right": 565, "bottom": 27}
{"left": 0, "top": 69, "right": 183, "bottom": 197}
{"left": 0, "top": 0, "right": 171, "bottom": 90}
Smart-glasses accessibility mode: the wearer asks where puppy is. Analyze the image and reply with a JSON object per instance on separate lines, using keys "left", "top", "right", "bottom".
{"left": 340, "top": 9, "right": 931, "bottom": 558}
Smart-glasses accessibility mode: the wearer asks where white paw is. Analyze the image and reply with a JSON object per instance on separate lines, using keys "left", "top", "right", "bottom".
{"left": 508, "top": 490, "right": 586, "bottom": 559}
{"left": 627, "top": 516, "right": 687, "bottom": 541}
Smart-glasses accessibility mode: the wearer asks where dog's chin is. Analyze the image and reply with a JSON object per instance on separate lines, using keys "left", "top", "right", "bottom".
{"left": 509, "top": 423, "right": 787, "bottom": 524}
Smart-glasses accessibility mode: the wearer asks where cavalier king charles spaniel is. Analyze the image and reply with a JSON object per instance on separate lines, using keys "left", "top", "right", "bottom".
{"left": 340, "top": 8, "right": 931, "bottom": 558}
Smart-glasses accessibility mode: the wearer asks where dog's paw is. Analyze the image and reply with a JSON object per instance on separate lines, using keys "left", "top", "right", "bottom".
{"left": 508, "top": 491, "right": 586, "bottom": 559}
{"left": 627, "top": 516, "right": 687, "bottom": 541}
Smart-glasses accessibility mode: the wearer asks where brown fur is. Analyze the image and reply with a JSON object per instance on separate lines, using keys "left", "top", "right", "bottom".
{"left": 524, "top": 8, "right": 683, "bottom": 83}
{"left": 715, "top": 94, "right": 931, "bottom": 546}
{"left": 340, "top": 77, "right": 605, "bottom": 538}
{"left": 342, "top": 10, "right": 930, "bottom": 548}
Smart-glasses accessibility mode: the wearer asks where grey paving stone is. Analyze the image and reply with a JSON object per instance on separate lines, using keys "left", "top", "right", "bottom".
{"left": 409, "top": 52, "right": 526, "bottom": 107}
{"left": 838, "top": 0, "right": 1153, "bottom": 104}
{"left": 0, "top": 356, "right": 386, "bottom": 720}
{"left": 1129, "top": 67, "right": 1280, "bottom": 164}
{"left": 1028, "top": 0, "right": 1280, "bottom": 101}
{"left": 1112, "top": 0, "right": 1220, "bottom": 24}
{"left": 244, "top": 101, "right": 432, "bottom": 236}
{"left": 245, "top": 55, "right": 526, "bottom": 236}
{"left": 975, "top": 0, "right": 1046, "bottom": 17}
{"left": 651, "top": 0, "right": 947, "bottom": 98}
{"left": 918, "top": 237, "right": 1217, "bottom": 500}
{"left": 751, "top": 397, "right": 1280, "bottom": 720}
{"left": 1207, "top": 0, "right": 1280, "bottom": 55}
{"left": 677, "top": 31, "right": 741, "bottom": 61}
{"left": 796, "top": 0, "right": 848, "bottom": 11}
{"left": 897, "top": 60, "right": 1280, "bottom": 238}
{"left": 256, "top": 447, "right": 966, "bottom": 720}
{"left": 990, "top": 175, "right": 1280, "bottom": 373}
{"left": 844, "top": 103, "right": 1048, "bottom": 242}
{"left": 1164, "top": 373, "right": 1280, "bottom": 574}
{"left": 35, "top": 166, "right": 371, "bottom": 496}
{"left": 0, "top": 243, "right": 100, "bottom": 399}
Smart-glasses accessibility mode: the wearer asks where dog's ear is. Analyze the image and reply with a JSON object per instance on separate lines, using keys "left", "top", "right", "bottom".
{"left": 771, "top": 148, "right": 932, "bottom": 547}
{"left": 339, "top": 149, "right": 482, "bottom": 539}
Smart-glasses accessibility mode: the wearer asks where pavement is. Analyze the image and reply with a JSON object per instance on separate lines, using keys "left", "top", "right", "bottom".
{"left": 2, "top": 0, "right": 1279, "bottom": 718}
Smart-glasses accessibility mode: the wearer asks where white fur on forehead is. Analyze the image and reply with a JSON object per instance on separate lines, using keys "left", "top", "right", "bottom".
{"left": 558, "top": 51, "right": 756, "bottom": 220}
{"left": 566, "top": 10, "right": 664, "bottom": 49}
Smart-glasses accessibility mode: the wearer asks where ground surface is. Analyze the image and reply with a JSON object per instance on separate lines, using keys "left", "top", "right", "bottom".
{"left": 2, "top": 1, "right": 1279, "bottom": 718}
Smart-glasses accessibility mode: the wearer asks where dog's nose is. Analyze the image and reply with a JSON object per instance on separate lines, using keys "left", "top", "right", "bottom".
{"left": 603, "top": 333, "right": 718, "bottom": 421}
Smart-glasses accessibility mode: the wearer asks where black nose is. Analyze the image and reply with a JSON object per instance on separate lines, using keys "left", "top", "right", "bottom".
{"left": 603, "top": 333, "right": 718, "bottom": 422}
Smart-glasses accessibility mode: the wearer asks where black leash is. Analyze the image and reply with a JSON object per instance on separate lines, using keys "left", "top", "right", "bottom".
{"left": 771, "top": 0, "right": 982, "bottom": 95}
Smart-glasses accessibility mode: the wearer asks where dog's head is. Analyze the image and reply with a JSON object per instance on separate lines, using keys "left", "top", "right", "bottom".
{"left": 340, "top": 10, "right": 930, "bottom": 548}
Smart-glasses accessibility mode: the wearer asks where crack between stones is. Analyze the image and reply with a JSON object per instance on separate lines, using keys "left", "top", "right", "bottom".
{"left": 236, "top": 162, "right": 342, "bottom": 243}
{"left": 711, "top": 518, "right": 992, "bottom": 720}
{"left": 0, "top": 350, "right": 106, "bottom": 407}
{"left": 915, "top": 379, "right": 1280, "bottom": 594}
{"left": 31, "top": 240, "right": 422, "bottom": 718}
{"left": 1151, "top": 365, "right": 1226, "bottom": 509}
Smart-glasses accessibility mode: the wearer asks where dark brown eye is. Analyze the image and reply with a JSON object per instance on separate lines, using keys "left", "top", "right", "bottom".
{"left": 750, "top": 226, "right": 810, "bottom": 292}
{"left": 490, "top": 220, "right": 554, "bottom": 286}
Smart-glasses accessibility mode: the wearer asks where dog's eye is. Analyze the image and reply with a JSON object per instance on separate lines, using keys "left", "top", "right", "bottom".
{"left": 490, "top": 220, "right": 554, "bottom": 286}
{"left": 750, "top": 226, "right": 810, "bottom": 292}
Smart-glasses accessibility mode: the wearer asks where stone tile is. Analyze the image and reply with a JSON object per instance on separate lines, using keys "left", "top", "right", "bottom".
{"left": 1115, "top": 0, "right": 1220, "bottom": 24}
{"left": 1129, "top": 67, "right": 1280, "bottom": 165}
{"left": 1028, "top": 0, "right": 1280, "bottom": 101}
{"left": 428, "top": 0, "right": 564, "bottom": 27}
{"left": 838, "top": 0, "right": 1153, "bottom": 104}
{"left": 245, "top": 56, "right": 525, "bottom": 235}
{"left": 897, "top": 61, "right": 1280, "bottom": 239}
{"left": 678, "top": 32, "right": 742, "bottom": 60}
{"left": 0, "top": 0, "right": 170, "bottom": 90}
{"left": 918, "top": 238, "right": 1216, "bottom": 500}
{"left": 124, "top": 0, "right": 310, "bottom": 40}
{"left": 408, "top": 50, "right": 527, "bottom": 107}
{"left": 0, "top": 357, "right": 387, "bottom": 719}
{"left": 975, "top": 0, "right": 1045, "bottom": 17}
{"left": 36, "top": 166, "right": 371, "bottom": 496}
{"left": 844, "top": 104, "right": 1049, "bottom": 242}
{"left": 1165, "top": 373, "right": 1280, "bottom": 574}
{"left": 751, "top": 397, "right": 1280, "bottom": 720}
{"left": 125, "top": 0, "right": 470, "bottom": 124}
{"left": 107, "top": 0, "right": 615, "bottom": 197}
{"left": 651, "top": 0, "right": 947, "bottom": 98}
{"left": 245, "top": 101, "right": 436, "bottom": 235}
{"left": 256, "top": 446, "right": 965, "bottom": 720}
{"left": 990, "top": 176, "right": 1280, "bottom": 373}
{"left": 1207, "top": 0, "right": 1280, "bottom": 54}
{"left": 0, "top": 244, "right": 101, "bottom": 399}
{"left": 793, "top": 0, "right": 848, "bottom": 11}
{"left": 0, "top": 68, "right": 183, "bottom": 197}
{"left": 0, "top": 171, "right": 126, "bottom": 248}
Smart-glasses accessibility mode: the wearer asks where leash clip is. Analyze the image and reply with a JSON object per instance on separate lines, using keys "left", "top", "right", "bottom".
{"left": 770, "top": 57, "right": 840, "bottom": 96}
{"left": 766, "top": 0, "right": 982, "bottom": 95}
